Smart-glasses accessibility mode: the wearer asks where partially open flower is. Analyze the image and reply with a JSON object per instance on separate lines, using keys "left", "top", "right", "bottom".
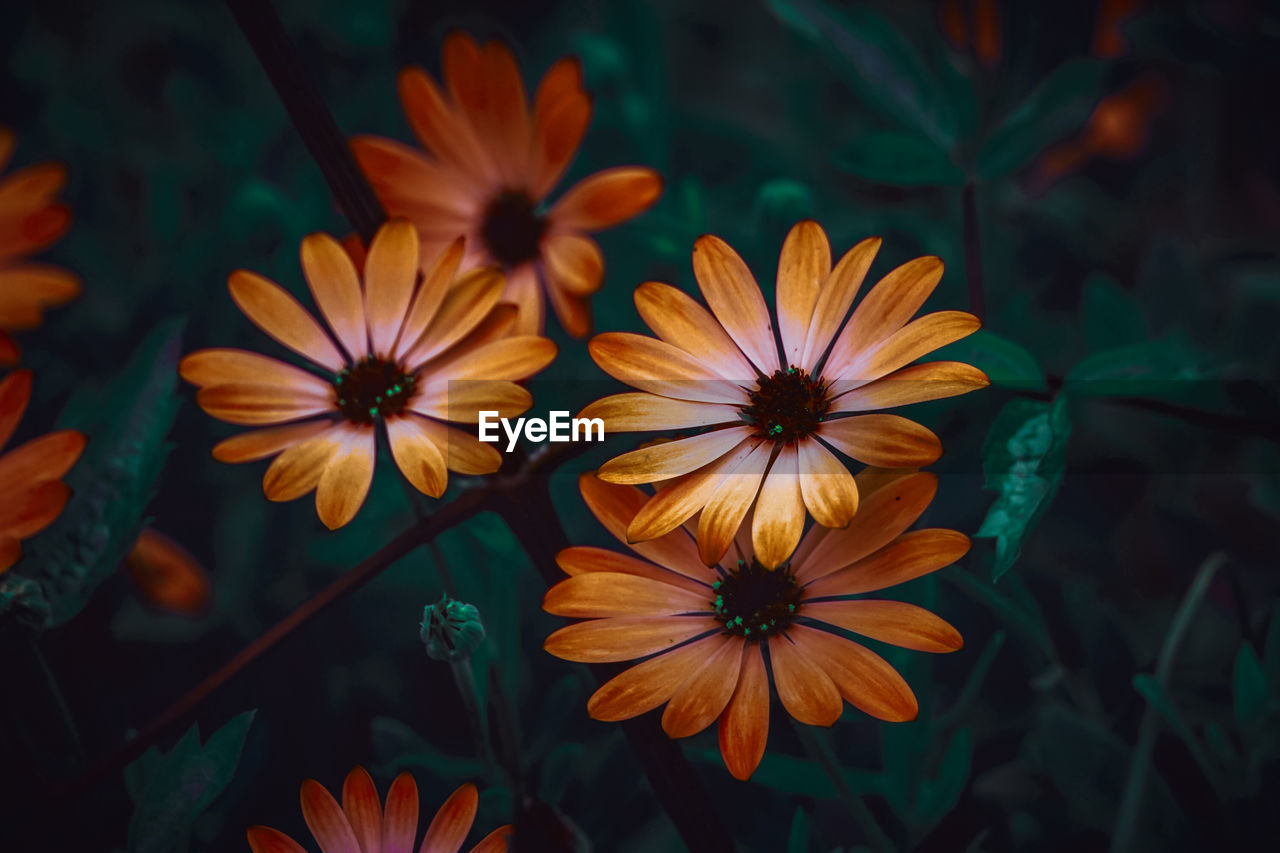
{"left": 421, "top": 594, "right": 486, "bottom": 662}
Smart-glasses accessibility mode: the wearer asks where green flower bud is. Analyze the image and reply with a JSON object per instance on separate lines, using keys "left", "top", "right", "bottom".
{"left": 420, "top": 594, "right": 485, "bottom": 662}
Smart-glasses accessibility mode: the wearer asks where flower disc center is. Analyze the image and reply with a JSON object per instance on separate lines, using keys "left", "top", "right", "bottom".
{"left": 712, "top": 559, "right": 803, "bottom": 639}
{"left": 334, "top": 356, "right": 417, "bottom": 424}
{"left": 481, "top": 189, "right": 547, "bottom": 268}
{"left": 743, "top": 367, "right": 830, "bottom": 443}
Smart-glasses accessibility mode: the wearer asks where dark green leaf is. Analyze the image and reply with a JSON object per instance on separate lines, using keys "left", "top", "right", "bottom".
{"left": 1064, "top": 336, "right": 1215, "bottom": 400}
{"left": 1263, "top": 604, "right": 1280, "bottom": 696}
{"left": 1081, "top": 273, "right": 1148, "bottom": 352}
{"left": 689, "top": 749, "right": 883, "bottom": 798}
{"left": 975, "top": 396, "right": 1072, "bottom": 580}
{"left": 1132, "top": 674, "right": 1221, "bottom": 794}
{"left": 1234, "top": 644, "right": 1269, "bottom": 731}
{"left": 834, "top": 130, "right": 965, "bottom": 187}
{"left": 786, "top": 806, "right": 810, "bottom": 853}
{"left": 914, "top": 728, "right": 972, "bottom": 831}
{"left": 936, "top": 329, "right": 1046, "bottom": 391}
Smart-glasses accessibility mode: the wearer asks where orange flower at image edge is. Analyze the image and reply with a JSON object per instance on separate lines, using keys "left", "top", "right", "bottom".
{"left": 352, "top": 31, "right": 663, "bottom": 338}
{"left": 0, "top": 370, "right": 86, "bottom": 573}
{"left": 0, "top": 128, "right": 80, "bottom": 364}
{"left": 181, "top": 219, "right": 557, "bottom": 529}
{"left": 247, "top": 767, "right": 509, "bottom": 853}
{"left": 544, "top": 470, "right": 968, "bottom": 781}
{"left": 583, "top": 220, "right": 988, "bottom": 567}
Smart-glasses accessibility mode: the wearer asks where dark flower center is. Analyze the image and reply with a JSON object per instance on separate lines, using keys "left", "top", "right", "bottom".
{"left": 742, "top": 366, "right": 831, "bottom": 443}
{"left": 712, "top": 559, "right": 803, "bottom": 640}
{"left": 480, "top": 189, "right": 546, "bottom": 268}
{"left": 333, "top": 356, "right": 418, "bottom": 425}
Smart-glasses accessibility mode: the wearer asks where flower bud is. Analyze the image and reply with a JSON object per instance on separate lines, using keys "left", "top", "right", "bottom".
{"left": 420, "top": 594, "right": 485, "bottom": 662}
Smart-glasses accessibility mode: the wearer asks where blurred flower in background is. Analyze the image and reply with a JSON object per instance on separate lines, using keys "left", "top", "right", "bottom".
{"left": 123, "top": 527, "right": 211, "bottom": 617}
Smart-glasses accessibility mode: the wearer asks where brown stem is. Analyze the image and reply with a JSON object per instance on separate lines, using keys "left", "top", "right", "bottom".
{"left": 962, "top": 182, "right": 985, "bottom": 320}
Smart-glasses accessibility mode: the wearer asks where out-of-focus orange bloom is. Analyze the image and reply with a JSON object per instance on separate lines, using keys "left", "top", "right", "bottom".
{"left": 0, "top": 129, "right": 79, "bottom": 365}
{"left": 1093, "top": 0, "right": 1144, "bottom": 58}
{"left": 939, "top": 0, "right": 968, "bottom": 51}
{"left": 938, "top": 0, "right": 1001, "bottom": 67}
{"left": 1036, "top": 73, "right": 1167, "bottom": 185}
{"left": 124, "top": 528, "right": 211, "bottom": 617}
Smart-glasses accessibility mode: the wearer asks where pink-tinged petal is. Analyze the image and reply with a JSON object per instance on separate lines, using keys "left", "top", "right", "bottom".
{"left": 179, "top": 349, "right": 333, "bottom": 394}
{"left": 818, "top": 414, "right": 941, "bottom": 468}
{"left": 0, "top": 369, "right": 30, "bottom": 449}
{"left": 634, "top": 282, "right": 756, "bottom": 382}
{"left": 543, "top": 572, "right": 711, "bottom": 618}
{"left": 532, "top": 57, "right": 589, "bottom": 197}
{"left": 598, "top": 426, "right": 755, "bottom": 485}
{"left": 837, "top": 310, "right": 980, "bottom": 384}
{"left": 386, "top": 415, "right": 448, "bottom": 498}
{"left": 796, "top": 438, "right": 858, "bottom": 529}
{"left": 691, "top": 235, "right": 780, "bottom": 374}
{"left": 805, "top": 529, "right": 971, "bottom": 598}
{"left": 411, "top": 380, "right": 531, "bottom": 424}
{"left": 544, "top": 615, "right": 719, "bottom": 663}
{"left": 0, "top": 430, "right": 84, "bottom": 484}
{"left": 579, "top": 393, "right": 739, "bottom": 433}
{"left": 801, "top": 237, "right": 881, "bottom": 368}
{"left": 382, "top": 772, "right": 420, "bottom": 853}
{"left": 542, "top": 232, "right": 603, "bottom": 296}
{"left": 419, "top": 782, "right": 478, "bottom": 853}
{"left": 504, "top": 263, "right": 544, "bottom": 337}
{"left": 831, "top": 362, "right": 990, "bottom": 412}
{"left": 555, "top": 546, "right": 709, "bottom": 596}
{"left": 776, "top": 221, "right": 830, "bottom": 367}
{"left": 752, "top": 447, "right": 804, "bottom": 569}
{"left": 588, "top": 332, "right": 751, "bottom": 405}
{"left": 395, "top": 66, "right": 492, "bottom": 183}
{"left": 196, "top": 384, "right": 334, "bottom": 426}
{"left": 300, "top": 778, "right": 362, "bottom": 853}
{"left": 766, "top": 632, "right": 843, "bottom": 726}
{"left": 550, "top": 167, "right": 663, "bottom": 231}
{"left": 587, "top": 635, "right": 729, "bottom": 721}
{"left": 466, "top": 826, "right": 511, "bottom": 853}
{"left": 403, "top": 269, "right": 505, "bottom": 368}
{"left": 300, "top": 232, "right": 368, "bottom": 361}
{"left": 212, "top": 420, "right": 334, "bottom": 464}
{"left": 626, "top": 439, "right": 762, "bottom": 546}
{"left": 822, "top": 256, "right": 944, "bottom": 377}
{"left": 804, "top": 599, "right": 963, "bottom": 652}
{"left": 429, "top": 336, "right": 557, "bottom": 382}
{"left": 315, "top": 425, "right": 376, "bottom": 529}
{"left": 413, "top": 417, "right": 502, "bottom": 475}
{"left": 788, "top": 625, "right": 918, "bottom": 722}
{"left": 578, "top": 474, "right": 717, "bottom": 582}
{"left": 342, "top": 767, "right": 384, "bottom": 853}
{"left": 262, "top": 426, "right": 343, "bottom": 502}
{"left": 662, "top": 637, "right": 746, "bottom": 738}
{"left": 364, "top": 220, "right": 420, "bottom": 359}
{"left": 393, "top": 238, "right": 465, "bottom": 363}
{"left": 228, "top": 270, "right": 345, "bottom": 372}
{"left": 696, "top": 441, "right": 771, "bottom": 566}
{"left": 717, "top": 642, "right": 769, "bottom": 780}
{"left": 795, "top": 471, "right": 938, "bottom": 583}
{"left": 0, "top": 479, "right": 70, "bottom": 539}
{"left": 247, "top": 826, "right": 310, "bottom": 853}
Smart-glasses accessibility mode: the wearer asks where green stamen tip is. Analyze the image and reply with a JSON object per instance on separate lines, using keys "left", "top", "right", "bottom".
{"left": 368, "top": 407, "right": 378, "bottom": 417}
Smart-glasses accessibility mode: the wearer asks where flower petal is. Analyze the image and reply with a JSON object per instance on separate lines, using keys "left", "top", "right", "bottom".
{"left": 588, "top": 332, "right": 750, "bottom": 405}
{"left": 196, "top": 383, "right": 334, "bottom": 426}
{"left": 550, "top": 167, "right": 663, "bottom": 231}
{"left": 555, "top": 546, "right": 709, "bottom": 596}
{"left": 544, "top": 615, "right": 719, "bottom": 663}
{"left": 411, "top": 380, "right": 531, "bottom": 424}
{"left": 382, "top": 772, "right": 420, "bottom": 853}
{"left": 837, "top": 310, "right": 980, "bottom": 384}
{"left": 796, "top": 438, "right": 858, "bottom": 529}
{"left": 262, "top": 426, "right": 343, "bottom": 502}
{"left": 543, "top": 572, "right": 711, "bottom": 618}
{"left": 831, "top": 361, "right": 990, "bottom": 411}
{"left": 180, "top": 349, "right": 333, "bottom": 394}
{"left": 395, "top": 66, "right": 492, "bottom": 183}
{"left": 788, "top": 625, "right": 918, "bottom": 722}
{"left": 544, "top": 276, "right": 593, "bottom": 338}
{"left": 403, "top": 269, "right": 505, "bottom": 368}
{"left": 662, "top": 637, "right": 745, "bottom": 738}
{"left": 301, "top": 232, "right": 369, "bottom": 361}
{"left": 542, "top": 232, "right": 603, "bottom": 296}
{"left": 300, "top": 778, "right": 362, "bottom": 853}
{"left": 818, "top": 414, "right": 941, "bottom": 467}
{"left": 578, "top": 474, "right": 717, "bottom": 582}
{"left": 393, "top": 238, "right": 466, "bottom": 362}
{"left": 0, "top": 479, "right": 70, "bottom": 539}
{"left": 776, "top": 221, "right": 830, "bottom": 367}
{"left": 532, "top": 58, "right": 589, "bottom": 196}
{"left": 823, "top": 256, "right": 943, "bottom": 376}
{"left": 365, "top": 219, "right": 420, "bottom": 358}
{"left": 247, "top": 826, "right": 309, "bottom": 853}
{"left": 0, "top": 369, "right": 30, "bottom": 449}
{"left": 766, "top": 632, "right": 842, "bottom": 726}
{"left": 212, "top": 420, "right": 335, "bottom": 464}
{"left": 342, "top": 766, "right": 384, "bottom": 853}
{"left": 351, "top": 134, "right": 480, "bottom": 221}
{"left": 429, "top": 336, "right": 557, "bottom": 382}
{"left": 419, "top": 782, "right": 478, "bottom": 853}
{"left": 579, "top": 393, "right": 739, "bottom": 433}
{"left": 228, "top": 270, "right": 345, "bottom": 372}
{"left": 805, "top": 529, "right": 971, "bottom": 599}
{"left": 717, "top": 641, "right": 769, "bottom": 780}
{"left": 386, "top": 415, "right": 448, "bottom": 498}
{"left": 315, "top": 425, "right": 376, "bottom": 529}
{"left": 752, "top": 446, "right": 804, "bottom": 569}
{"left": 801, "top": 237, "right": 881, "bottom": 367}
{"left": 504, "top": 263, "right": 544, "bottom": 337}
{"left": 627, "top": 439, "right": 762, "bottom": 544}
{"left": 466, "top": 826, "right": 511, "bottom": 853}
{"left": 696, "top": 441, "right": 771, "bottom": 566}
{"left": 0, "top": 429, "right": 84, "bottom": 484}
{"left": 413, "top": 417, "right": 502, "bottom": 475}
{"left": 804, "top": 599, "right": 963, "bottom": 652}
{"left": 633, "top": 281, "right": 756, "bottom": 381}
{"left": 598, "top": 426, "right": 755, "bottom": 485}
{"left": 587, "top": 635, "right": 729, "bottom": 721}
{"left": 691, "top": 235, "right": 779, "bottom": 374}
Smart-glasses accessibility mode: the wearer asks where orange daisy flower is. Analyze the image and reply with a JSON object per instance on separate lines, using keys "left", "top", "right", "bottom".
{"left": 351, "top": 32, "right": 663, "bottom": 339}
{"left": 0, "top": 128, "right": 80, "bottom": 364}
{"left": 543, "top": 469, "right": 968, "bottom": 781}
{"left": 0, "top": 369, "right": 86, "bottom": 573}
{"left": 247, "top": 766, "right": 509, "bottom": 853}
{"left": 582, "top": 220, "right": 988, "bottom": 567}
{"left": 180, "top": 219, "right": 556, "bottom": 529}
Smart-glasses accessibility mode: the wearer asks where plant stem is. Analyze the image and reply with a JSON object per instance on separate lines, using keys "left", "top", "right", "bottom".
{"left": 1110, "top": 551, "right": 1226, "bottom": 853}
{"left": 790, "top": 719, "right": 896, "bottom": 853}
{"left": 449, "top": 657, "right": 494, "bottom": 772}
{"left": 962, "top": 182, "right": 985, "bottom": 321}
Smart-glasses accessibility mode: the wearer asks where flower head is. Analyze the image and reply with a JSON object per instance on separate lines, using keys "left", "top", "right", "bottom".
{"left": 543, "top": 470, "right": 968, "bottom": 780}
{"left": 0, "top": 369, "right": 86, "bottom": 573}
{"left": 583, "top": 220, "right": 988, "bottom": 567}
{"left": 352, "top": 32, "right": 663, "bottom": 338}
{"left": 181, "top": 219, "right": 557, "bottom": 529}
{"left": 421, "top": 594, "right": 486, "bottom": 662}
{"left": 247, "top": 767, "right": 510, "bottom": 853}
{"left": 0, "top": 128, "right": 80, "bottom": 364}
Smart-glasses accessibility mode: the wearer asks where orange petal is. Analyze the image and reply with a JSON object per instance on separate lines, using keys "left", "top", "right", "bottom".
{"left": 0, "top": 536, "right": 21, "bottom": 574}
{"left": 228, "top": 270, "right": 345, "bottom": 372}
{"left": 579, "top": 393, "right": 738, "bottom": 433}
{"left": 550, "top": 167, "right": 663, "bottom": 231}
{"left": 0, "top": 263, "right": 81, "bottom": 328}
{"left": 542, "top": 232, "right": 603, "bottom": 296}
{"left": 340, "top": 766, "right": 383, "bottom": 853}
{"left": 0, "top": 429, "right": 84, "bottom": 485}
{"left": 633, "top": 281, "right": 755, "bottom": 381}
{"left": 467, "top": 825, "right": 512, "bottom": 853}
{"left": 392, "top": 238, "right": 466, "bottom": 364}
{"left": 412, "top": 379, "right": 531, "bottom": 424}
{"left": 544, "top": 267, "right": 594, "bottom": 339}
{"left": 382, "top": 772, "right": 420, "bottom": 853}
{"left": 598, "top": 426, "right": 755, "bottom": 486}
{"left": 717, "top": 641, "right": 770, "bottom": 780}
{"left": 588, "top": 332, "right": 750, "bottom": 405}
{"left": 532, "top": 57, "right": 589, "bottom": 196}
{"left": 0, "top": 330, "right": 18, "bottom": 365}
{"left": 752, "top": 447, "right": 804, "bottom": 569}
{"left": 385, "top": 414, "right": 448, "bottom": 497}
{"left": 662, "top": 636, "right": 745, "bottom": 738}
{"left": 818, "top": 414, "right": 941, "bottom": 468}
{"left": 467, "top": 41, "right": 532, "bottom": 185}
{"left": 412, "top": 416, "right": 502, "bottom": 475}
{"left": 262, "top": 426, "right": 343, "bottom": 502}
{"left": 315, "top": 425, "right": 375, "bottom": 529}
{"left": 626, "top": 439, "right": 761, "bottom": 544}
{"left": 300, "top": 778, "right": 361, "bottom": 852}
{"left": 395, "top": 65, "right": 492, "bottom": 182}
{"left": 796, "top": 438, "right": 858, "bottom": 529}
{"left": 179, "top": 349, "right": 333, "bottom": 394}
{"left": 403, "top": 268, "right": 505, "bottom": 368}
{"left": 124, "top": 528, "right": 210, "bottom": 617}
{"left": 824, "top": 256, "right": 943, "bottom": 376}
{"left": 805, "top": 529, "right": 971, "bottom": 599}
{"left": 543, "top": 572, "right": 710, "bottom": 618}
{"left": 430, "top": 335, "right": 556, "bottom": 382}
{"left": 503, "top": 263, "right": 544, "bottom": 337}
{"left": 691, "top": 235, "right": 779, "bottom": 374}
{"left": 803, "top": 599, "right": 963, "bottom": 653}
{"left": 196, "top": 383, "right": 334, "bottom": 426}
{"left": 696, "top": 441, "right": 771, "bottom": 566}
{"left": 0, "top": 128, "right": 13, "bottom": 171}
{"left": 0, "top": 368, "right": 32, "bottom": 449}
{"left": 247, "top": 826, "right": 309, "bottom": 853}
{"left": 831, "top": 361, "right": 990, "bottom": 412}
{"left": 0, "top": 479, "right": 70, "bottom": 539}
{"left": 776, "top": 221, "right": 830, "bottom": 367}
{"left": 350, "top": 134, "right": 479, "bottom": 223}
{"left": 767, "top": 632, "right": 843, "bottom": 726}
{"left": 789, "top": 625, "right": 918, "bottom": 722}
{"left": 587, "top": 635, "right": 727, "bottom": 721}
{"left": 300, "top": 232, "right": 368, "bottom": 361}
{"left": 212, "top": 420, "right": 335, "bottom": 464}
{"left": 364, "top": 219, "right": 420, "bottom": 358}
{"left": 801, "top": 239, "right": 881, "bottom": 367}
{"left": 578, "top": 474, "right": 717, "bottom": 582}
{"left": 555, "top": 546, "right": 709, "bottom": 596}
{"left": 421, "top": 782, "right": 478, "bottom": 853}
{"left": 836, "top": 310, "right": 980, "bottom": 384}
{"left": 0, "top": 161, "right": 66, "bottom": 209}
{"left": 544, "top": 615, "right": 718, "bottom": 663}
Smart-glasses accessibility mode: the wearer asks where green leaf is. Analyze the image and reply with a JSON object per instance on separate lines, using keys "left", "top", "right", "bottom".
{"left": 766, "top": 0, "right": 957, "bottom": 145}
{"left": 935, "top": 329, "right": 1046, "bottom": 391}
{"left": 4, "top": 317, "right": 184, "bottom": 629}
{"left": 1234, "top": 644, "right": 1269, "bottom": 731}
{"left": 1132, "top": 674, "right": 1221, "bottom": 794}
{"left": 1263, "top": 604, "right": 1280, "bottom": 696}
{"left": 975, "top": 396, "right": 1072, "bottom": 579}
{"left": 689, "top": 749, "right": 883, "bottom": 798}
{"left": 786, "top": 806, "right": 811, "bottom": 853}
{"left": 125, "top": 710, "right": 255, "bottom": 853}
{"left": 914, "top": 728, "right": 972, "bottom": 831}
{"left": 1081, "top": 273, "right": 1148, "bottom": 352}
{"left": 977, "top": 58, "right": 1108, "bottom": 180}
{"left": 1064, "top": 336, "right": 1214, "bottom": 400}
{"left": 834, "top": 130, "right": 964, "bottom": 187}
